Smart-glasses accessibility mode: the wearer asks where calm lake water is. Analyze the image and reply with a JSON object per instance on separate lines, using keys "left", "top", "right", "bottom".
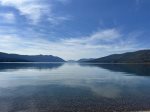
{"left": 0, "top": 63, "right": 150, "bottom": 112}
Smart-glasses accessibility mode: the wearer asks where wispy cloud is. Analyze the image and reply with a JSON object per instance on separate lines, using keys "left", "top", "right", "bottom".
{"left": 63, "top": 29, "right": 121, "bottom": 46}
{"left": 0, "top": 28, "right": 142, "bottom": 60}
{"left": 135, "top": 0, "right": 143, "bottom": 10}
{"left": 136, "top": 0, "right": 140, "bottom": 5}
{"left": 0, "top": 0, "right": 46, "bottom": 24}
{"left": 0, "top": 12, "right": 15, "bottom": 23}
{"left": 47, "top": 16, "right": 71, "bottom": 25}
{"left": 0, "top": 0, "right": 70, "bottom": 24}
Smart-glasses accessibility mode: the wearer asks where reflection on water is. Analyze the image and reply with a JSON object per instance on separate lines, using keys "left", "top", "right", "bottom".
{"left": 0, "top": 63, "right": 150, "bottom": 112}
{"left": 80, "top": 63, "right": 150, "bottom": 76}
{"left": 0, "top": 63, "right": 64, "bottom": 71}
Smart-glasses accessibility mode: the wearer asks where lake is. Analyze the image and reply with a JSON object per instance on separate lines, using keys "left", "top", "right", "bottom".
{"left": 0, "top": 63, "right": 150, "bottom": 112}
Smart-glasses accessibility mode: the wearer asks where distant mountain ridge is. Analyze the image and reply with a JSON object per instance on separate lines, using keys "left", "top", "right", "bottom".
{"left": 84, "top": 50, "right": 150, "bottom": 63}
{"left": 78, "top": 58, "right": 95, "bottom": 62}
{"left": 0, "top": 52, "right": 65, "bottom": 62}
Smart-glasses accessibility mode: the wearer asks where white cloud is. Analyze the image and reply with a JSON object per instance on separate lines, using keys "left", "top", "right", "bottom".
{"left": 0, "top": 28, "right": 141, "bottom": 60}
{"left": 0, "top": 0, "right": 69, "bottom": 24}
{"left": 48, "top": 16, "right": 71, "bottom": 25}
{"left": 63, "top": 29, "right": 121, "bottom": 46}
{"left": 0, "top": 0, "right": 50, "bottom": 24}
{"left": 90, "top": 29, "right": 121, "bottom": 41}
{"left": 0, "top": 12, "right": 15, "bottom": 23}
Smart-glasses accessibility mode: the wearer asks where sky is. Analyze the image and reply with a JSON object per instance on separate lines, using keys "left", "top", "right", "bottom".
{"left": 0, "top": 0, "right": 150, "bottom": 60}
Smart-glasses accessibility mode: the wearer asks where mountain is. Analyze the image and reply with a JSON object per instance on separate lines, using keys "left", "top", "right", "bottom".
{"left": 67, "top": 60, "right": 76, "bottom": 63}
{"left": 78, "top": 58, "right": 95, "bottom": 62}
{"left": 85, "top": 50, "right": 150, "bottom": 63}
{"left": 0, "top": 52, "right": 65, "bottom": 62}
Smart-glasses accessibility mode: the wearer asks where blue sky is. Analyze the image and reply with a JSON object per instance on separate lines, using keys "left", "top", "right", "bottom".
{"left": 0, "top": 0, "right": 150, "bottom": 60}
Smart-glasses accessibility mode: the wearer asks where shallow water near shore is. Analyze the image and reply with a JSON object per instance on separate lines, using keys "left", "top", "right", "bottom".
{"left": 0, "top": 63, "right": 150, "bottom": 112}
